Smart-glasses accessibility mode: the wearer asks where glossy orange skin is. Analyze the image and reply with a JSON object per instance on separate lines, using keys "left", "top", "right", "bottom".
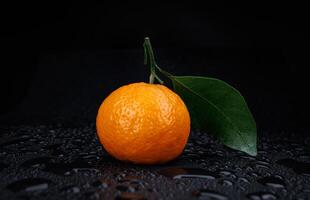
{"left": 96, "top": 82, "right": 190, "bottom": 164}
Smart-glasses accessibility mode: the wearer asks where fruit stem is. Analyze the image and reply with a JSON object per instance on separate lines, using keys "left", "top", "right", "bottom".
{"left": 143, "top": 37, "right": 164, "bottom": 84}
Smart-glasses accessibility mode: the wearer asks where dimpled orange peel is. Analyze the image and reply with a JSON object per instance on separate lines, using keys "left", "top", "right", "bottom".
{"left": 96, "top": 38, "right": 190, "bottom": 164}
{"left": 96, "top": 82, "right": 190, "bottom": 164}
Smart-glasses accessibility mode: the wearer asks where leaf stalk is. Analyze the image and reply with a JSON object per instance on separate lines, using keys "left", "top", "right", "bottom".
{"left": 143, "top": 37, "right": 164, "bottom": 84}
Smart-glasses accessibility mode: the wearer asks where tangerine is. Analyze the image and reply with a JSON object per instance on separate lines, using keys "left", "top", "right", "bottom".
{"left": 96, "top": 82, "right": 190, "bottom": 164}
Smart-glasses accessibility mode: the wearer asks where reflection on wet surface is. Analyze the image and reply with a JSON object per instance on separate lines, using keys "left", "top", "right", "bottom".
{"left": 0, "top": 125, "right": 309, "bottom": 199}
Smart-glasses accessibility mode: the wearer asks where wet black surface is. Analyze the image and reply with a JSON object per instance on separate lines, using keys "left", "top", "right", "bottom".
{"left": 0, "top": 124, "right": 309, "bottom": 199}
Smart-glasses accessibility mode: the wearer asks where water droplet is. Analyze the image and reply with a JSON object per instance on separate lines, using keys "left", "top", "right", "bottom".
{"left": 80, "top": 154, "right": 100, "bottom": 161}
{"left": 219, "top": 170, "right": 232, "bottom": 176}
{"left": 183, "top": 148, "right": 192, "bottom": 153}
{"left": 158, "top": 167, "right": 218, "bottom": 179}
{"left": 51, "top": 149, "right": 65, "bottom": 157}
{"left": 7, "top": 178, "right": 50, "bottom": 192}
{"left": 49, "top": 130, "right": 56, "bottom": 134}
{"left": 246, "top": 192, "right": 277, "bottom": 200}
{"left": 257, "top": 176, "right": 285, "bottom": 189}
{"left": 192, "top": 189, "right": 228, "bottom": 200}
{"left": 20, "top": 157, "right": 52, "bottom": 168}
{"left": 60, "top": 185, "right": 80, "bottom": 193}
{"left": 0, "top": 150, "right": 7, "bottom": 156}
{"left": 72, "top": 139, "right": 84, "bottom": 146}
{"left": 43, "top": 143, "right": 64, "bottom": 157}
{"left": 92, "top": 180, "right": 108, "bottom": 190}
{"left": 218, "top": 179, "right": 233, "bottom": 186}
{"left": 298, "top": 154, "right": 310, "bottom": 160}
{"left": 246, "top": 166, "right": 254, "bottom": 171}
{"left": 240, "top": 155, "right": 256, "bottom": 160}
{"left": 44, "top": 143, "right": 62, "bottom": 150}
{"left": 258, "top": 150, "right": 268, "bottom": 154}
{"left": 218, "top": 170, "right": 236, "bottom": 179}
{"left": 250, "top": 172, "right": 259, "bottom": 178}
{"left": 119, "top": 176, "right": 144, "bottom": 185}
{"left": 72, "top": 167, "right": 100, "bottom": 174}
{"left": 43, "top": 160, "right": 94, "bottom": 175}
{"left": 115, "top": 192, "right": 146, "bottom": 200}
{"left": 254, "top": 160, "right": 271, "bottom": 169}
{"left": 238, "top": 177, "right": 250, "bottom": 184}
{"left": 116, "top": 185, "right": 135, "bottom": 192}
{"left": 256, "top": 161, "right": 270, "bottom": 166}
{"left": 0, "top": 135, "right": 31, "bottom": 147}
{"left": 276, "top": 159, "right": 310, "bottom": 176}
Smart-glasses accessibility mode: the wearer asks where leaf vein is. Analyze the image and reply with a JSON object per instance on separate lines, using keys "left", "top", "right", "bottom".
{"left": 173, "top": 78, "right": 251, "bottom": 150}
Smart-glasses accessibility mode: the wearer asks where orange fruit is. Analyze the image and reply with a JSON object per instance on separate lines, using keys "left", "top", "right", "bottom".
{"left": 96, "top": 82, "right": 190, "bottom": 164}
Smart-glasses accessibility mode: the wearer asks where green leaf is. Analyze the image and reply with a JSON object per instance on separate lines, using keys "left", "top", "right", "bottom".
{"left": 170, "top": 76, "right": 257, "bottom": 156}
{"left": 142, "top": 37, "right": 257, "bottom": 156}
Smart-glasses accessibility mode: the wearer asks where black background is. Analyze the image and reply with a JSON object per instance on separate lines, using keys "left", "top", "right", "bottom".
{"left": 1, "top": 2, "right": 309, "bottom": 135}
